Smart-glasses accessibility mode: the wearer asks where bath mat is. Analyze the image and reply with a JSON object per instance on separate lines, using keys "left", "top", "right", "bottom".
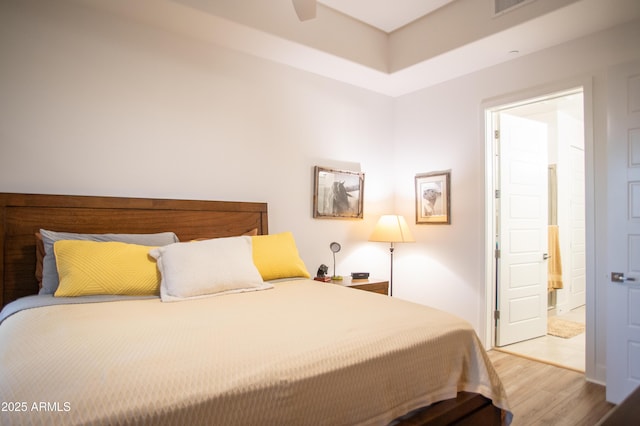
{"left": 547, "top": 316, "right": 585, "bottom": 339}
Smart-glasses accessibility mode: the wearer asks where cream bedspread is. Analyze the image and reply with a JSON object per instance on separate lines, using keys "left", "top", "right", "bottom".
{"left": 0, "top": 280, "right": 510, "bottom": 425}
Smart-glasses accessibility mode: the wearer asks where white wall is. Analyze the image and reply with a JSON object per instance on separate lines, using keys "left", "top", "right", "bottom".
{"left": 393, "top": 19, "right": 640, "bottom": 383}
{"left": 0, "top": 0, "right": 395, "bottom": 279}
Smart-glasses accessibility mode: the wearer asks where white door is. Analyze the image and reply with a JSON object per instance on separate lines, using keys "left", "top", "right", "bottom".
{"left": 496, "top": 112, "right": 549, "bottom": 347}
{"left": 606, "top": 60, "right": 640, "bottom": 404}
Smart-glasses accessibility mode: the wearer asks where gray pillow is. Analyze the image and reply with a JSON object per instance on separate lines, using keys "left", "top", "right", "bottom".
{"left": 39, "top": 229, "right": 179, "bottom": 295}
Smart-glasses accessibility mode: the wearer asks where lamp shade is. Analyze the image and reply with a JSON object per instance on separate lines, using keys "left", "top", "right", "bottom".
{"left": 369, "top": 215, "right": 415, "bottom": 243}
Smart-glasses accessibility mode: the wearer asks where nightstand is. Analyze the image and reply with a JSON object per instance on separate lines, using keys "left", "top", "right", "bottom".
{"left": 331, "top": 277, "right": 389, "bottom": 295}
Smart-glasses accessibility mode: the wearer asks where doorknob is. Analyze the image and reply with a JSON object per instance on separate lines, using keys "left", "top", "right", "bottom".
{"left": 611, "top": 272, "right": 637, "bottom": 283}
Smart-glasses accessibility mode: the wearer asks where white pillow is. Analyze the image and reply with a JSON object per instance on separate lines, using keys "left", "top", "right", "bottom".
{"left": 149, "top": 236, "right": 272, "bottom": 302}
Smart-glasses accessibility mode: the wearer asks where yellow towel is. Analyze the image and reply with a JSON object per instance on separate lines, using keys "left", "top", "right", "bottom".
{"left": 548, "top": 225, "right": 563, "bottom": 290}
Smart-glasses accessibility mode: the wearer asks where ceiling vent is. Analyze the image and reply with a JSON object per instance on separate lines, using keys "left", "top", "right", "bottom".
{"left": 494, "top": 0, "right": 534, "bottom": 16}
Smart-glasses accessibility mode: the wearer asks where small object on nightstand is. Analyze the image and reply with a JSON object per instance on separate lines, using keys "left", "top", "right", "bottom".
{"left": 315, "top": 264, "right": 331, "bottom": 282}
{"left": 316, "top": 264, "right": 328, "bottom": 277}
{"left": 351, "top": 272, "right": 369, "bottom": 279}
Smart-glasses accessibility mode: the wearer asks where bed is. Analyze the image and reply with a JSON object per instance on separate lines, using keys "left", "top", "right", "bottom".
{"left": 0, "top": 192, "right": 512, "bottom": 425}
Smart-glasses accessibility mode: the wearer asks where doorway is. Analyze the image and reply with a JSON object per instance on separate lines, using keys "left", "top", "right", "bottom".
{"left": 486, "top": 88, "right": 586, "bottom": 371}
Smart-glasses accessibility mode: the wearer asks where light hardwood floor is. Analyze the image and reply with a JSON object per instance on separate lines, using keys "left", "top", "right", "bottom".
{"left": 488, "top": 350, "right": 614, "bottom": 425}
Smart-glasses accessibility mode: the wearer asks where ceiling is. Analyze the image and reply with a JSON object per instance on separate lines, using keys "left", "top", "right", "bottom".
{"left": 88, "top": 0, "right": 640, "bottom": 97}
{"left": 317, "top": 0, "right": 455, "bottom": 33}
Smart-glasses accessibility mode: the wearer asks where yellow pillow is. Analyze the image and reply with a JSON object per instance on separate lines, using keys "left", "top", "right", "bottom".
{"left": 251, "top": 232, "right": 310, "bottom": 281}
{"left": 54, "top": 240, "right": 160, "bottom": 297}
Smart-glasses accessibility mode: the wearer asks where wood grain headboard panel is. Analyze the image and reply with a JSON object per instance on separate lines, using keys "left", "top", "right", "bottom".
{"left": 0, "top": 193, "right": 268, "bottom": 307}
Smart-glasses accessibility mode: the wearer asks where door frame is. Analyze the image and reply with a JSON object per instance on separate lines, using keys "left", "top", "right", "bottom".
{"left": 481, "top": 77, "right": 596, "bottom": 376}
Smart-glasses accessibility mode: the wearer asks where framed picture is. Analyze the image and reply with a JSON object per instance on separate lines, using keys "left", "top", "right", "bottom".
{"left": 415, "top": 170, "right": 450, "bottom": 224}
{"left": 313, "top": 166, "right": 364, "bottom": 219}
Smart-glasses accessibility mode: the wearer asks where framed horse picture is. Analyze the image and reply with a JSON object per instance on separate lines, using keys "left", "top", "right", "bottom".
{"left": 313, "top": 166, "right": 364, "bottom": 219}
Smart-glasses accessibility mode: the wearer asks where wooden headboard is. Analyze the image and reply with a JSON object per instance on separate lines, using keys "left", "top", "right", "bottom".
{"left": 0, "top": 193, "right": 268, "bottom": 308}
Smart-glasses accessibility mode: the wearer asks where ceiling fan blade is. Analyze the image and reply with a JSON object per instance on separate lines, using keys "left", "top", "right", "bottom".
{"left": 292, "top": 0, "right": 316, "bottom": 21}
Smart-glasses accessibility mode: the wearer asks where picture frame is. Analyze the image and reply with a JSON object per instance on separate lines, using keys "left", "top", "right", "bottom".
{"left": 313, "top": 166, "right": 364, "bottom": 219}
{"left": 415, "top": 170, "right": 451, "bottom": 224}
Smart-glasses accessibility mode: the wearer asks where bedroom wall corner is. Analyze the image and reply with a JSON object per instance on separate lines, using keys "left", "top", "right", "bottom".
{"left": 0, "top": 0, "right": 396, "bottom": 288}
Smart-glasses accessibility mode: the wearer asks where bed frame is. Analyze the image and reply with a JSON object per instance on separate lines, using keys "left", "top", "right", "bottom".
{"left": 0, "top": 192, "right": 503, "bottom": 426}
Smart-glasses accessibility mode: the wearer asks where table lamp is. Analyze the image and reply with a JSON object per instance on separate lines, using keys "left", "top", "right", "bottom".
{"left": 329, "top": 242, "right": 342, "bottom": 280}
{"left": 369, "top": 215, "right": 415, "bottom": 296}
